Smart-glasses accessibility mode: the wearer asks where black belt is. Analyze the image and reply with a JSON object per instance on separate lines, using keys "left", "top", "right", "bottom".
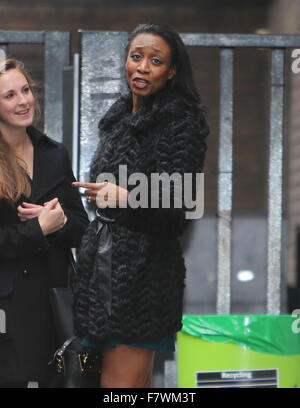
{"left": 93, "top": 209, "right": 115, "bottom": 317}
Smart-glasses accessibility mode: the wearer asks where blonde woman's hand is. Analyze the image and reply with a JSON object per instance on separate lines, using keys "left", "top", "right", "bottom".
{"left": 38, "top": 198, "right": 67, "bottom": 236}
{"left": 17, "top": 202, "right": 44, "bottom": 222}
{"left": 72, "top": 181, "right": 129, "bottom": 208}
{"left": 18, "top": 201, "right": 67, "bottom": 224}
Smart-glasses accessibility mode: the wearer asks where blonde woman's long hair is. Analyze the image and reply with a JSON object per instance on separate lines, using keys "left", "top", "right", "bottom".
{"left": 0, "top": 59, "right": 39, "bottom": 207}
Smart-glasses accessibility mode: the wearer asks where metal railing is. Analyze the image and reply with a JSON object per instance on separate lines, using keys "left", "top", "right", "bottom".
{"left": 180, "top": 33, "right": 292, "bottom": 315}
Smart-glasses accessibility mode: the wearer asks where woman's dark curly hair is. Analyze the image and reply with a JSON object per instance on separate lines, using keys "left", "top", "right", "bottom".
{"left": 126, "top": 23, "right": 203, "bottom": 112}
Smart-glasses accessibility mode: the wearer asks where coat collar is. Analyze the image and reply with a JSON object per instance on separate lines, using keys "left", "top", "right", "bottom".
{"left": 27, "top": 125, "right": 58, "bottom": 147}
{"left": 26, "top": 126, "right": 66, "bottom": 203}
{"left": 98, "top": 91, "right": 188, "bottom": 133}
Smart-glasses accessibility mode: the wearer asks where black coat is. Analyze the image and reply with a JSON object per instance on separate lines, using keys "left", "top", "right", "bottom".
{"left": 0, "top": 126, "right": 89, "bottom": 384}
{"left": 73, "top": 92, "right": 209, "bottom": 343}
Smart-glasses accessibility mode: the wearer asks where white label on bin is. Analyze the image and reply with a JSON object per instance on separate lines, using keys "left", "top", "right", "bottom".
{"left": 195, "top": 369, "right": 278, "bottom": 388}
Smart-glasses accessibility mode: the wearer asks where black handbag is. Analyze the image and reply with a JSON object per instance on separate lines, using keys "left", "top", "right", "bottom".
{"left": 48, "top": 252, "right": 101, "bottom": 388}
{"left": 49, "top": 287, "right": 74, "bottom": 345}
{"left": 48, "top": 335, "right": 101, "bottom": 388}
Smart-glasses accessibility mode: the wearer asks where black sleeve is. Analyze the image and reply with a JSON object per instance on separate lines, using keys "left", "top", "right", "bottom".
{"left": 45, "top": 144, "right": 89, "bottom": 248}
{"left": 0, "top": 216, "right": 50, "bottom": 260}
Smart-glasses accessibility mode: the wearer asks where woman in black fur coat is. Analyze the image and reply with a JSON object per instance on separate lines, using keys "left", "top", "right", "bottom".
{"left": 73, "top": 24, "right": 209, "bottom": 388}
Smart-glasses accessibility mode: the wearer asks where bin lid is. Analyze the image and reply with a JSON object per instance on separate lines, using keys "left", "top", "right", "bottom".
{"left": 181, "top": 314, "right": 300, "bottom": 356}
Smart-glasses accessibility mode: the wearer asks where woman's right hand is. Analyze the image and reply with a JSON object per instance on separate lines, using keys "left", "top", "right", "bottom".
{"left": 38, "top": 198, "right": 67, "bottom": 236}
{"left": 72, "top": 181, "right": 129, "bottom": 208}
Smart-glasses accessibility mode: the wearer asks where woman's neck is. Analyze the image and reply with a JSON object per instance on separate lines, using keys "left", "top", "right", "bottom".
{"left": 0, "top": 126, "right": 33, "bottom": 179}
{"left": 0, "top": 126, "right": 28, "bottom": 153}
{"left": 132, "top": 94, "right": 147, "bottom": 113}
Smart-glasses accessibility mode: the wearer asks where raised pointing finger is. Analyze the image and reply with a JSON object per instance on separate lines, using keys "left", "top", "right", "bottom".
{"left": 72, "top": 182, "right": 106, "bottom": 189}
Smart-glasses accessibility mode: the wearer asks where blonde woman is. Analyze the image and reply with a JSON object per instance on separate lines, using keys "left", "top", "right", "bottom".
{"left": 0, "top": 59, "right": 88, "bottom": 387}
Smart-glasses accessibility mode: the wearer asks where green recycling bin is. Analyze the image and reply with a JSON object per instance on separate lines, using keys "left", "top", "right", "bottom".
{"left": 177, "top": 314, "right": 300, "bottom": 388}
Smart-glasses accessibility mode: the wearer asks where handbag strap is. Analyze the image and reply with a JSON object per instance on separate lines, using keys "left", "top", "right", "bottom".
{"left": 69, "top": 250, "right": 77, "bottom": 277}
{"left": 67, "top": 250, "right": 77, "bottom": 289}
{"left": 52, "top": 335, "right": 79, "bottom": 362}
{"left": 48, "top": 335, "right": 79, "bottom": 368}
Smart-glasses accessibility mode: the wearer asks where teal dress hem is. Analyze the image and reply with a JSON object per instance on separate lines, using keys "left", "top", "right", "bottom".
{"left": 81, "top": 335, "right": 176, "bottom": 353}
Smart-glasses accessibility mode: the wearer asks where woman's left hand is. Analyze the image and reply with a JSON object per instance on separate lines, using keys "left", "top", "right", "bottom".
{"left": 18, "top": 201, "right": 67, "bottom": 224}
{"left": 72, "top": 181, "right": 129, "bottom": 208}
{"left": 17, "top": 202, "right": 44, "bottom": 222}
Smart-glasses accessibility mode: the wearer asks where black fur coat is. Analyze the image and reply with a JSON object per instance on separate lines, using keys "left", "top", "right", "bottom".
{"left": 73, "top": 92, "right": 208, "bottom": 342}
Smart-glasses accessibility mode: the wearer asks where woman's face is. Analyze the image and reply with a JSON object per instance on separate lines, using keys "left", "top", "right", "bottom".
{"left": 126, "top": 33, "right": 176, "bottom": 110}
{"left": 0, "top": 69, "right": 35, "bottom": 132}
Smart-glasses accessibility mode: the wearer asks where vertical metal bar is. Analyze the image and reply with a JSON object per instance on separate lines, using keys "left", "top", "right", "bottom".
{"left": 0, "top": 309, "right": 6, "bottom": 334}
{"left": 0, "top": 45, "right": 7, "bottom": 60}
{"left": 164, "top": 360, "right": 177, "bottom": 388}
{"left": 217, "top": 48, "right": 234, "bottom": 314}
{"left": 44, "top": 31, "right": 70, "bottom": 141}
{"left": 267, "top": 49, "right": 285, "bottom": 315}
{"left": 79, "top": 31, "right": 127, "bottom": 183}
{"left": 72, "top": 53, "right": 80, "bottom": 179}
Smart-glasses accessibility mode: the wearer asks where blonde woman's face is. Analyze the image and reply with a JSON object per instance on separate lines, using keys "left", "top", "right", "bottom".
{"left": 0, "top": 69, "right": 34, "bottom": 132}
